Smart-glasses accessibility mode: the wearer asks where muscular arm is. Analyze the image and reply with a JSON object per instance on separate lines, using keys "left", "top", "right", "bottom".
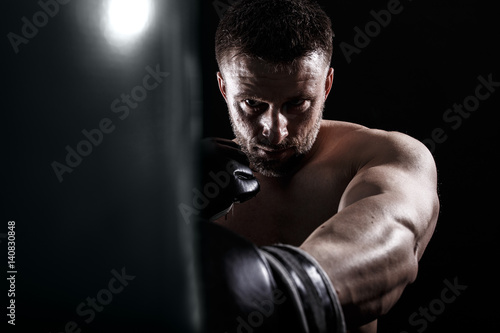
{"left": 301, "top": 129, "right": 439, "bottom": 328}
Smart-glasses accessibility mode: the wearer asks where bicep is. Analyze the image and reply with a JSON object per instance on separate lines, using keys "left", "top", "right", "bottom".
{"left": 300, "top": 135, "right": 439, "bottom": 325}
{"left": 338, "top": 134, "right": 439, "bottom": 259}
{"left": 301, "top": 168, "right": 431, "bottom": 324}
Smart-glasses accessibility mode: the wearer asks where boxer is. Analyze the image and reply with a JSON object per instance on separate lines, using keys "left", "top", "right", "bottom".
{"left": 200, "top": 1, "right": 439, "bottom": 332}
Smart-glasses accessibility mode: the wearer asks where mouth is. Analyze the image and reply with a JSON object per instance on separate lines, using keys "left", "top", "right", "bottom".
{"left": 255, "top": 146, "right": 293, "bottom": 159}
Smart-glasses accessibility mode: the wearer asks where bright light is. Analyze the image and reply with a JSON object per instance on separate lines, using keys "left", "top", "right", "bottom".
{"left": 104, "top": 0, "right": 153, "bottom": 45}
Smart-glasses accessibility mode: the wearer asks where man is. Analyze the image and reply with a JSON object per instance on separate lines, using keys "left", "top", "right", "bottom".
{"left": 203, "top": 0, "right": 439, "bottom": 332}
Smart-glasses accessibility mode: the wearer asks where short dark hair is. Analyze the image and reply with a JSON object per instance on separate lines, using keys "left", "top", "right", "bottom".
{"left": 215, "top": 0, "right": 334, "bottom": 71}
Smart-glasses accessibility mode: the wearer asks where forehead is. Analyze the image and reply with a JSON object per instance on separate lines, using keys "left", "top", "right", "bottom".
{"left": 221, "top": 53, "right": 327, "bottom": 99}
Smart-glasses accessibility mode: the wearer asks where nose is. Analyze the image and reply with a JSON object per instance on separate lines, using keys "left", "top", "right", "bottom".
{"left": 261, "top": 108, "right": 289, "bottom": 145}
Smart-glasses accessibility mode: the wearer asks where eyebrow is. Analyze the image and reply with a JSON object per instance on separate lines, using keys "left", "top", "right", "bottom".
{"left": 234, "top": 93, "right": 316, "bottom": 102}
{"left": 234, "top": 93, "right": 262, "bottom": 100}
{"left": 286, "top": 94, "right": 315, "bottom": 101}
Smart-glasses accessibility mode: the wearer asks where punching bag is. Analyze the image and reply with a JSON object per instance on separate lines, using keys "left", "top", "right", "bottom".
{"left": 4, "top": 1, "right": 202, "bottom": 332}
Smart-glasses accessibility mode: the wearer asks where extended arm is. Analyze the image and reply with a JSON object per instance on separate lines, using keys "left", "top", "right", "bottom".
{"left": 199, "top": 138, "right": 346, "bottom": 333}
{"left": 300, "top": 130, "right": 439, "bottom": 327}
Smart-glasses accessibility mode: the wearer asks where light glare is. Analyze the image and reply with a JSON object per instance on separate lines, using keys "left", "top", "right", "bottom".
{"left": 105, "top": 0, "right": 152, "bottom": 45}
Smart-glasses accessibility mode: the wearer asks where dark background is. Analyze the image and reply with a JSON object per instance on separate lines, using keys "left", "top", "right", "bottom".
{"left": 4, "top": 0, "right": 498, "bottom": 332}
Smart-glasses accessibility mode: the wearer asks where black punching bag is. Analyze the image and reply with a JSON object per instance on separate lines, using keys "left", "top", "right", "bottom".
{"left": 4, "top": 1, "right": 202, "bottom": 332}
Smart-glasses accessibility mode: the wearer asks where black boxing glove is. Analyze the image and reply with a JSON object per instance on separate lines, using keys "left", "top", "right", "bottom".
{"left": 199, "top": 137, "right": 260, "bottom": 221}
{"left": 200, "top": 222, "right": 346, "bottom": 333}
{"left": 260, "top": 245, "right": 346, "bottom": 333}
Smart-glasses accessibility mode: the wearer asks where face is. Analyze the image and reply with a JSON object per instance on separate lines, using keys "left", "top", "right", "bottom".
{"left": 217, "top": 52, "right": 334, "bottom": 177}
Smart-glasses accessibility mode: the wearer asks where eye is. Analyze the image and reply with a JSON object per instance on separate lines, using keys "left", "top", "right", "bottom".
{"left": 288, "top": 99, "right": 305, "bottom": 106}
{"left": 284, "top": 99, "right": 310, "bottom": 114}
{"left": 245, "top": 99, "right": 262, "bottom": 107}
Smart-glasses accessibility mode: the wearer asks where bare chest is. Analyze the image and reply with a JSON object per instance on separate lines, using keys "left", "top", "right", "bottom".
{"left": 215, "top": 163, "right": 352, "bottom": 246}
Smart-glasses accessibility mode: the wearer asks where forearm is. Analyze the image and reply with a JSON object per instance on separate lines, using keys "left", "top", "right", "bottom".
{"left": 300, "top": 194, "right": 424, "bottom": 327}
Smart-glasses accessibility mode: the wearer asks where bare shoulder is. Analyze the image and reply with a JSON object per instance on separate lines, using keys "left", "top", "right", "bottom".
{"left": 320, "top": 120, "right": 437, "bottom": 178}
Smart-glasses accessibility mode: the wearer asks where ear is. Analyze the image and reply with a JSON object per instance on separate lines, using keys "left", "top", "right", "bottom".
{"left": 217, "top": 72, "right": 228, "bottom": 102}
{"left": 324, "top": 68, "right": 334, "bottom": 101}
